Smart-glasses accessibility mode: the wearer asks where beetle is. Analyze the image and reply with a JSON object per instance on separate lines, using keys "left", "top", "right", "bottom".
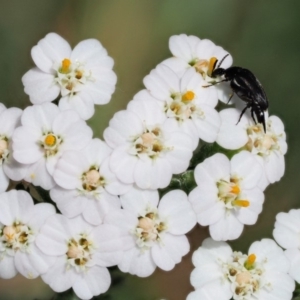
{"left": 205, "top": 54, "right": 268, "bottom": 132}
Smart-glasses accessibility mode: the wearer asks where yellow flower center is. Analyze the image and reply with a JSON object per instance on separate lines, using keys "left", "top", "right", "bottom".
{"left": 244, "top": 254, "right": 256, "bottom": 270}
{"left": 60, "top": 58, "right": 71, "bottom": 74}
{"left": 44, "top": 134, "right": 56, "bottom": 147}
{"left": 182, "top": 91, "right": 195, "bottom": 102}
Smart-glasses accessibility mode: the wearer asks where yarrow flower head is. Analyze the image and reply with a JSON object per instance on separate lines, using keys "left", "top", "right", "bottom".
{"left": 188, "top": 238, "right": 294, "bottom": 300}
{"left": 189, "top": 151, "right": 264, "bottom": 241}
{"left": 104, "top": 97, "right": 194, "bottom": 189}
{"left": 12, "top": 102, "right": 93, "bottom": 190}
{"left": 22, "top": 33, "right": 117, "bottom": 120}
{"left": 36, "top": 214, "right": 123, "bottom": 300}
{"left": 143, "top": 66, "right": 221, "bottom": 148}
{"left": 105, "top": 188, "right": 196, "bottom": 277}
{"left": 0, "top": 104, "right": 28, "bottom": 192}
{"left": 51, "top": 138, "right": 131, "bottom": 225}
{"left": 273, "top": 209, "right": 300, "bottom": 283}
{"left": 217, "top": 108, "right": 287, "bottom": 184}
{"left": 0, "top": 190, "right": 56, "bottom": 279}
{"left": 162, "top": 34, "right": 234, "bottom": 103}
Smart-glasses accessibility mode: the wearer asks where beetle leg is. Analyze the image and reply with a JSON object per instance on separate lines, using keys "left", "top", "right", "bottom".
{"left": 251, "top": 107, "right": 257, "bottom": 124}
{"left": 227, "top": 93, "right": 234, "bottom": 104}
{"left": 202, "top": 79, "right": 228, "bottom": 88}
{"left": 236, "top": 103, "right": 251, "bottom": 125}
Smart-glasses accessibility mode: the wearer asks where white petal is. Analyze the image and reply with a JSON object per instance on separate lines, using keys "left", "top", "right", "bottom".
{"left": 159, "top": 190, "right": 196, "bottom": 234}
{"left": 52, "top": 111, "right": 93, "bottom": 151}
{"left": 59, "top": 94, "right": 95, "bottom": 121}
{"left": 41, "top": 256, "right": 73, "bottom": 293}
{"left": 134, "top": 156, "right": 172, "bottom": 189}
{"left": 193, "top": 238, "right": 232, "bottom": 266}
{"left": 118, "top": 247, "right": 156, "bottom": 277}
{"left": 169, "top": 34, "right": 200, "bottom": 61}
{"left": 0, "top": 107, "right": 22, "bottom": 137}
{"left": 163, "top": 118, "right": 199, "bottom": 150}
{"left": 189, "top": 186, "right": 224, "bottom": 226}
{"left": 15, "top": 244, "right": 56, "bottom": 279}
{"left": 231, "top": 151, "right": 263, "bottom": 189}
{"left": 3, "top": 155, "right": 28, "bottom": 181}
{"left": 273, "top": 210, "right": 300, "bottom": 249}
{"left": 50, "top": 187, "right": 87, "bottom": 218}
{"left": 82, "top": 192, "right": 120, "bottom": 226}
{"left": 104, "top": 110, "right": 143, "bottom": 148}
{"left": 209, "top": 213, "right": 244, "bottom": 241}
{"left": 162, "top": 57, "right": 189, "bottom": 77}
{"left": 127, "top": 98, "right": 166, "bottom": 125}
{"left": 0, "top": 256, "right": 17, "bottom": 279}
{"left": 73, "top": 266, "right": 110, "bottom": 299}
{"left": 24, "top": 158, "right": 55, "bottom": 190}
{"left": 249, "top": 239, "right": 289, "bottom": 273}
{"left": 101, "top": 158, "right": 132, "bottom": 195}
{"left": 109, "top": 145, "right": 138, "bottom": 184}
{"left": 120, "top": 187, "right": 159, "bottom": 214}
{"left": 36, "top": 214, "right": 71, "bottom": 256}
{"left": 217, "top": 108, "right": 249, "bottom": 149}
{"left": 152, "top": 234, "right": 189, "bottom": 271}
{"left": 28, "top": 202, "right": 56, "bottom": 230}
{"left": 92, "top": 224, "right": 123, "bottom": 266}
{"left": 22, "top": 68, "right": 60, "bottom": 104}
{"left": 285, "top": 249, "right": 300, "bottom": 282}
{"left": 0, "top": 190, "right": 33, "bottom": 225}
{"left": 187, "top": 287, "right": 231, "bottom": 300}
{"left": 194, "top": 153, "right": 230, "bottom": 185}
{"left": 53, "top": 151, "right": 87, "bottom": 189}
{"left": 12, "top": 126, "right": 43, "bottom": 164}
{"left": 32, "top": 33, "right": 72, "bottom": 73}
{"left": 235, "top": 188, "right": 264, "bottom": 225}
{"left": 143, "top": 64, "right": 180, "bottom": 101}
{"left": 82, "top": 138, "right": 112, "bottom": 165}
{"left": 164, "top": 131, "right": 193, "bottom": 174}
{"left": 71, "top": 39, "right": 112, "bottom": 68}
{"left": 21, "top": 102, "right": 59, "bottom": 129}
{"left": 264, "top": 151, "right": 285, "bottom": 183}
{"left": 0, "top": 166, "right": 9, "bottom": 192}
{"left": 192, "top": 104, "right": 220, "bottom": 143}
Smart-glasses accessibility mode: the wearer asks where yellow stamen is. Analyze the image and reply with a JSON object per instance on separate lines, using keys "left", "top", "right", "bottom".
{"left": 244, "top": 254, "right": 256, "bottom": 270}
{"left": 231, "top": 185, "right": 240, "bottom": 195}
{"left": 61, "top": 58, "right": 71, "bottom": 74}
{"left": 207, "top": 57, "right": 218, "bottom": 77}
{"left": 233, "top": 200, "right": 250, "bottom": 207}
{"left": 45, "top": 134, "right": 56, "bottom": 147}
{"left": 182, "top": 91, "right": 195, "bottom": 102}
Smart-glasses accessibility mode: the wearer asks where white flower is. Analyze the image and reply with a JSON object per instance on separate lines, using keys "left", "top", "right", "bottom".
{"left": 104, "top": 98, "right": 194, "bottom": 189}
{"left": 12, "top": 103, "right": 93, "bottom": 190}
{"left": 162, "top": 34, "right": 234, "bottom": 103}
{"left": 189, "top": 151, "right": 264, "bottom": 241}
{"left": 217, "top": 108, "right": 287, "bottom": 184}
{"left": 189, "top": 238, "right": 294, "bottom": 300}
{"left": 0, "top": 104, "right": 28, "bottom": 192}
{"left": 22, "top": 33, "right": 117, "bottom": 120}
{"left": 143, "top": 66, "right": 220, "bottom": 147}
{"left": 0, "top": 190, "right": 56, "bottom": 279}
{"left": 105, "top": 188, "right": 196, "bottom": 277}
{"left": 51, "top": 138, "right": 131, "bottom": 225}
{"left": 273, "top": 209, "right": 300, "bottom": 283}
{"left": 36, "top": 214, "right": 123, "bottom": 300}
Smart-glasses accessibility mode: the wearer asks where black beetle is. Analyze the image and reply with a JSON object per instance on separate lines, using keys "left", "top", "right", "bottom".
{"left": 205, "top": 54, "right": 269, "bottom": 132}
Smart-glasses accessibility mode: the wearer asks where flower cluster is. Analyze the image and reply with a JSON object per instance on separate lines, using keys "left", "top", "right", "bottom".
{"left": 0, "top": 32, "right": 294, "bottom": 300}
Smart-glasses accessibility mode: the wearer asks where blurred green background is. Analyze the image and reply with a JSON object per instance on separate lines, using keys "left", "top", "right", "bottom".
{"left": 0, "top": 0, "right": 300, "bottom": 299}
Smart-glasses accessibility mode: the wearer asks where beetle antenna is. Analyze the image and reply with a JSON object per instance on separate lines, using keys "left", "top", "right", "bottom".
{"left": 217, "top": 54, "right": 229, "bottom": 69}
